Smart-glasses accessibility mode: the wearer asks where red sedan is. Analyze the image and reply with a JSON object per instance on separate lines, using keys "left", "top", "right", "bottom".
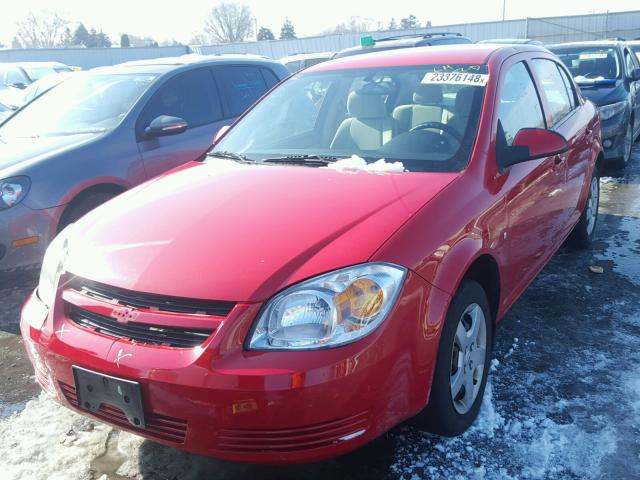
{"left": 22, "top": 44, "right": 602, "bottom": 463}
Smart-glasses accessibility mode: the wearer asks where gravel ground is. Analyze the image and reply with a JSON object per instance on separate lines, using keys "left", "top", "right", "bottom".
{"left": 1, "top": 147, "right": 639, "bottom": 480}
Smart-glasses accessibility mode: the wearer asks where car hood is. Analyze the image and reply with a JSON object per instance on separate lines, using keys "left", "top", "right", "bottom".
{"left": 0, "top": 133, "right": 100, "bottom": 172}
{"left": 68, "top": 159, "right": 458, "bottom": 302}
{"left": 576, "top": 79, "right": 626, "bottom": 107}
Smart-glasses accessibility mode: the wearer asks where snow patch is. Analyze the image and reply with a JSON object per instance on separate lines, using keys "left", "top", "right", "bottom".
{"left": 327, "top": 155, "right": 405, "bottom": 172}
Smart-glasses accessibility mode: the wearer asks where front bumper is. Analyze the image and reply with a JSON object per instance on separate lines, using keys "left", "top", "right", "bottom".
{"left": 600, "top": 115, "right": 628, "bottom": 161}
{"left": 0, "top": 203, "right": 62, "bottom": 272}
{"left": 20, "top": 271, "right": 449, "bottom": 463}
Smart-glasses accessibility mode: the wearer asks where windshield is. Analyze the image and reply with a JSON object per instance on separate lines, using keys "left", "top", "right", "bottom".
{"left": 212, "top": 64, "right": 487, "bottom": 172}
{"left": 551, "top": 47, "right": 621, "bottom": 83}
{"left": 0, "top": 72, "right": 156, "bottom": 138}
{"left": 23, "top": 67, "right": 60, "bottom": 82}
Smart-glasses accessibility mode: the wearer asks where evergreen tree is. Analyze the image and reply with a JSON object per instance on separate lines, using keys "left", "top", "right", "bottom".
{"left": 280, "top": 18, "right": 296, "bottom": 39}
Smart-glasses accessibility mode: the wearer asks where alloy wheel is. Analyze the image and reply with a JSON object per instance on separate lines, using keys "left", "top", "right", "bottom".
{"left": 585, "top": 174, "right": 599, "bottom": 236}
{"left": 450, "top": 303, "right": 487, "bottom": 415}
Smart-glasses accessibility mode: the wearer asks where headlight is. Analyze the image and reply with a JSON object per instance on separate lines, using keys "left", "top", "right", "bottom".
{"left": 598, "top": 101, "right": 626, "bottom": 121}
{"left": 37, "top": 225, "right": 73, "bottom": 309}
{"left": 247, "top": 263, "right": 407, "bottom": 350}
{"left": 0, "top": 176, "right": 31, "bottom": 211}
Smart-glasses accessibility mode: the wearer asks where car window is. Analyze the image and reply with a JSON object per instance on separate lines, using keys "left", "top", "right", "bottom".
{"left": 497, "top": 62, "right": 545, "bottom": 146}
{"left": 217, "top": 66, "right": 269, "bottom": 117}
{"left": 551, "top": 47, "right": 621, "bottom": 82}
{"left": 557, "top": 64, "right": 577, "bottom": 110}
{"left": 260, "top": 68, "right": 280, "bottom": 88}
{"left": 7, "top": 68, "right": 28, "bottom": 86}
{"left": 531, "top": 59, "right": 573, "bottom": 126}
{"left": 138, "top": 68, "right": 222, "bottom": 132}
{"left": 624, "top": 50, "right": 638, "bottom": 76}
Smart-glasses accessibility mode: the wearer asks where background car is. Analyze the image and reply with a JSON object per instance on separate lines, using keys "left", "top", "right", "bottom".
{"left": 549, "top": 41, "right": 640, "bottom": 168}
{"left": 21, "top": 44, "right": 602, "bottom": 464}
{"left": 333, "top": 32, "right": 472, "bottom": 58}
{"left": 19, "top": 72, "right": 71, "bottom": 107}
{"left": 0, "top": 61, "right": 73, "bottom": 109}
{"left": 0, "top": 54, "right": 288, "bottom": 272}
{"left": 0, "top": 101, "right": 11, "bottom": 122}
{"left": 477, "top": 38, "right": 543, "bottom": 45}
{"left": 629, "top": 40, "right": 640, "bottom": 61}
{"left": 280, "top": 52, "right": 334, "bottom": 73}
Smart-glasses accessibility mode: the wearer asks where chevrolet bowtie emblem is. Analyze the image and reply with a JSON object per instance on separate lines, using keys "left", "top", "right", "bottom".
{"left": 111, "top": 306, "right": 139, "bottom": 324}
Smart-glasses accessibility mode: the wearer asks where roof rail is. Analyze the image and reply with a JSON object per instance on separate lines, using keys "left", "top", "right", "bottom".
{"left": 378, "top": 32, "right": 463, "bottom": 41}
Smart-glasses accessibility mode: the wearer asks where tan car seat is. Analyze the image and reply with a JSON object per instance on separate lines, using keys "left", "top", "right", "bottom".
{"left": 392, "top": 84, "right": 444, "bottom": 134}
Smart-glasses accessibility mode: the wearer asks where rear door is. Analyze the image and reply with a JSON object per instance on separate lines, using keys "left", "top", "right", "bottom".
{"left": 213, "top": 65, "right": 271, "bottom": 120}
{"left": 529, "top": 57, "right": 591, "bottom": 236}
{"left": 136, "top": 68, "right": 225, "bottom": 179}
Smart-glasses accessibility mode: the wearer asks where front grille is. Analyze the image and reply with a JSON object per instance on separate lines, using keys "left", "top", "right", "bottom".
{"left": 215, "top": 411, "right": 369, "bottom": 452}
{"left": 68, "top": 305, "right": 214, "bottom": 348}
{"left": 69, "top": 277, "right": 235, "bottom": 317}
{"left": 59, "top": 382, "right": 187, "bottom": 443}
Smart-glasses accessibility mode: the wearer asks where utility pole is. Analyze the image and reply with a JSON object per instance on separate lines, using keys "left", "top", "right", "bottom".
{"left": 502, "top": 0, "right": 506, "bottom": 21}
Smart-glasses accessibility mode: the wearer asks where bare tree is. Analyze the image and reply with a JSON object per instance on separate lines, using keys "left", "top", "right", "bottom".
{"left": 204, "top": 2, "right": 254, "bottom": 43}
{"left": 15, "top": 11, "right": 69, "bottom": 48}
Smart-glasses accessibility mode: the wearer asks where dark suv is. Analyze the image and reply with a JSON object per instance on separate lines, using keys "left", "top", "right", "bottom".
{"left": 549, "top": 41, "right": 640, "bottom": 168}
{"left": 334, "top": 32, "right": 472, "bottom": 59}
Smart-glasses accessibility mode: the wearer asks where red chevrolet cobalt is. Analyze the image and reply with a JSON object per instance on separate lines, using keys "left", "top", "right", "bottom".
{"left": 22, "top": 45, "right": 602, "bottom": 463}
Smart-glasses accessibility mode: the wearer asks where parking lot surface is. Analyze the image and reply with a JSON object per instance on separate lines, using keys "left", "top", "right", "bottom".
{"left": 1, "top": 147, "right": 639, "bottom": 480}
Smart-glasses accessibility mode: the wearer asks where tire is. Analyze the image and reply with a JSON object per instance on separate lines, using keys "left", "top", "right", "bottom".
{"left": 58, "top": 192, "right": 115, "bottom": 232}
{"left": 568, "top": 168, "right": 599, "bottom": 249}
{"left": 413, "top": 279, "right": 493, "bottom": 436}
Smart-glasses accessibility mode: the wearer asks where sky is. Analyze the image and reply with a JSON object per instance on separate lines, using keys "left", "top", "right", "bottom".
{"left": 1, "top": 0, "right": 639, "bottom": 46}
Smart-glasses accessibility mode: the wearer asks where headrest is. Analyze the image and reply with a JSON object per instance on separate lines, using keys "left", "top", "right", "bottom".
{"left": 347, "top": 90, "right": 387, "bottom": 119}
{"left": 455, "top": 87, "right": 476, "bottom": 117}
{"left": 413, "top": 84, "right": 443, "bottom": 105}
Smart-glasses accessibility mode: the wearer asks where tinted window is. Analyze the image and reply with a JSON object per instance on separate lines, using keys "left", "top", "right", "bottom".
{"left": 218, "top": 66, "right": 268, "bottom": 117}
{"left": 497, "top": 62, "right": 545, "bottom": 146}
{"left": 624, "top": 50, "right": 638, "bottom": 76}
{"left": 531, "top": 59, "right": 572, "bottom": 125}
{"left": 261, "top": 68, "right": 280, "bottom": 88}
{"left": 557, "top": 65, "right": 577, "bottom": 109}
{"left": 7, "top": 68, "right": 28, "bottom": 85}
{"left": 551, "top": 47, "right": 620, "bottom": 81}
{"left": 139, "top": 69, "right": 222, "bottom": 131}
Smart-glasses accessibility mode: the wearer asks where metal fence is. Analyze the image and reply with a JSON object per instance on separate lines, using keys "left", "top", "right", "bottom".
{"left": 1, "top": 10, "right": 639, "bottom": 69}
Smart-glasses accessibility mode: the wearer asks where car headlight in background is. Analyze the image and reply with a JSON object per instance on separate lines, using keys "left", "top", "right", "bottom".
{"left": 598, "top": 101, "right": 626, "bottom": 121}
{"left": 37, "top": 225, "right": 74, "bottom": 309}
{"left": 0, "top": 176, "right": 31, "bottom": 211}
{"left": 248, "top": 263, "right": 407, "bottom": 350}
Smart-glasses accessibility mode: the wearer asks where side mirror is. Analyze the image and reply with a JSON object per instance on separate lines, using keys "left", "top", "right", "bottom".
{"left": 500, "top": 128, "right": 569, "bottom": 169}
{"left": 213, "top": 125, "right": 231, "bottom": 144}
{"left": 630, "top": 68, "right": 640, "bottom": 81}
{"left": 8, "top": 82, "right": 27, "bottom": 90}
{"left": 144, "top": 115, "right": 188, "bottom": 138}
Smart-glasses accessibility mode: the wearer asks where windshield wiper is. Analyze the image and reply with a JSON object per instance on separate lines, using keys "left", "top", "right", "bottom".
{"left": 207, "top": 150, "right": 253, "bottom": 163}
{"left": 261, "top": 154, "right": 340, "bottom": 166}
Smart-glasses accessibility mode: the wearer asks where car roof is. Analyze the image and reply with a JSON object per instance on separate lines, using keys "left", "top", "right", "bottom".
{"left": 547, "top": 41, "right": 625, "bottom": 49}
{"left": 308, "top": 44, "right": 545, "bottom": 72}
{"left": 92, "top": 54, "right": 281, "bottom": 75}
{"left": 280, "top": 52, "right": 335, "bottom": 63}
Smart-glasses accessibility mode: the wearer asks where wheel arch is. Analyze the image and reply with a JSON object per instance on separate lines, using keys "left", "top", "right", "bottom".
{"left": 57, "top": 182, "right": 128, "bottom": 233}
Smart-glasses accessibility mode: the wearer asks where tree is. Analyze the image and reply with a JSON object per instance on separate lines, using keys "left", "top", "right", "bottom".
{"left": 11, "top": 37, "right": 22, "bottom": 49}
{"left": 94, "top": 31, "right": 112, "bottom": 48}
{"left": 280, "top": 17, "right": 296, "bottom": 39}
{"left": 203, "top": 2, "right": 254, "bottom": 43}
{"left": 425, "top": 20, "right": 432, "bottom": 29}
{"left": 190, "top": 33, "right": 208, "bottom": 45}
{"left": 60, "top": 27, "right": 73, "bottom": 46}
{"left": 257, "top": 27, "right": 275, "bottom": 41}
{"left": 72, "top": 23, "right": 90, "bottom": 46}
{"left": 388, "top": 18, "right": 398, "bottom": 30}
{"left": 120, "top": 34, "right": 131, "bottom": 47}
{"left": 400, "top": 14, "right": 419, "bottom": 29}
{"left": 15, "top": 10, "right": 69, "bottom": 48}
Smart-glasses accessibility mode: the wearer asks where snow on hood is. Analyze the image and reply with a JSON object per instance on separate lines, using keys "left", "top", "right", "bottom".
{"left": 327, "top": 155, "right": 405, "bottom": 173}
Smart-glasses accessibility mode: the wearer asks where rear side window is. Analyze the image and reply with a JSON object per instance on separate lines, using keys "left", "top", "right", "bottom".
{"left": 261, "top": 68, "right": 280, "bottom": 88}
{"left": 7, "top": 68, "right": 28, "bottom": 86}
{"left": 531, "top": 59, "right": 573, "bottom": 126}
{"left": 218, "top": 66, "right": 269, "bottom": 117}
{"left": 497, "top": 62, "right": 545, "bottom": 146}
{"left": 138, "top": 68, "right": 222, "bottom": 132}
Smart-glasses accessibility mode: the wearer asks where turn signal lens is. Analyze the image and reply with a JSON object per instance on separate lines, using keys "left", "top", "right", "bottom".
{"left": 335, "top": 278, "right": 383, "bottom": 329}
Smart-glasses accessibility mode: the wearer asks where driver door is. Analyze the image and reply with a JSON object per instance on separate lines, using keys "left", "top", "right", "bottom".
{"left": 136, "top": 68, "right": 226, "bottom": 179}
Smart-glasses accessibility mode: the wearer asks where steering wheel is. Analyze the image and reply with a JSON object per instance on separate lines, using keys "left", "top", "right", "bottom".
{"left": 409, "top": 121, "right": 462, "bottom": 144}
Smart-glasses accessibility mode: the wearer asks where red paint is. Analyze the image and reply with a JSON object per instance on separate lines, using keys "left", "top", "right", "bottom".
{"left": 22, "top": 45, "right": 601, "bottom": 463}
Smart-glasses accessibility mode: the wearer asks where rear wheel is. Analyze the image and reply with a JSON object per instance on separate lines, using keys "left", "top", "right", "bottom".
{"left": 613, "top": 122, "right": 633, "bottom": 169}
{"left": 568, "top": 168, "right": 599, "bottom": 249}
{"left": 58, "top": 192, "right": 116, "bottom": 232}
{"left": 413, "top": 279, "right": 492, "bottom": 436}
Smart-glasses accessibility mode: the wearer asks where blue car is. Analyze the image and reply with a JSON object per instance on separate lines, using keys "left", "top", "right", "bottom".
{"left": 0, "top": 55, "right": 288, "bottom": 273}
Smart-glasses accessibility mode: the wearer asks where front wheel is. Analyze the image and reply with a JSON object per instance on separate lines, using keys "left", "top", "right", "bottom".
{"left": 568, "top": 168, "right": 599, "bottom": 249}
{"left": 413, "top": 279, "right": 492, "bottom": 436}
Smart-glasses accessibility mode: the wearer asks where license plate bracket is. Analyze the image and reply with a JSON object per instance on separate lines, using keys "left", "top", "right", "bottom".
{"left": 73, "top": 366, "right": 145, "bottom": 428}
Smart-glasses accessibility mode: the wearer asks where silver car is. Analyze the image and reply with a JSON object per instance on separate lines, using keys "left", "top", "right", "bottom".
{"left": 0, "top": 55, "right": 288, "bottom": 272}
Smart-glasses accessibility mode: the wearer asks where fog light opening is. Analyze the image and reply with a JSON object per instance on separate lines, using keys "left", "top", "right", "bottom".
{"left": 603, "top": 139, "right": 613, "bottom": 149}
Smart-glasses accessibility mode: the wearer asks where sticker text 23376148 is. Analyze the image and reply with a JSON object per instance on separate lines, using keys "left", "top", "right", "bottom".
{"left": 422, "top": 72, "right": 489, "bottom": 86}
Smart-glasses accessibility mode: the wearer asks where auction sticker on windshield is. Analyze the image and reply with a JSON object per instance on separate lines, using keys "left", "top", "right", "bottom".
{"left": 422, "top": 72, "right": 488, "bottom": 86}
